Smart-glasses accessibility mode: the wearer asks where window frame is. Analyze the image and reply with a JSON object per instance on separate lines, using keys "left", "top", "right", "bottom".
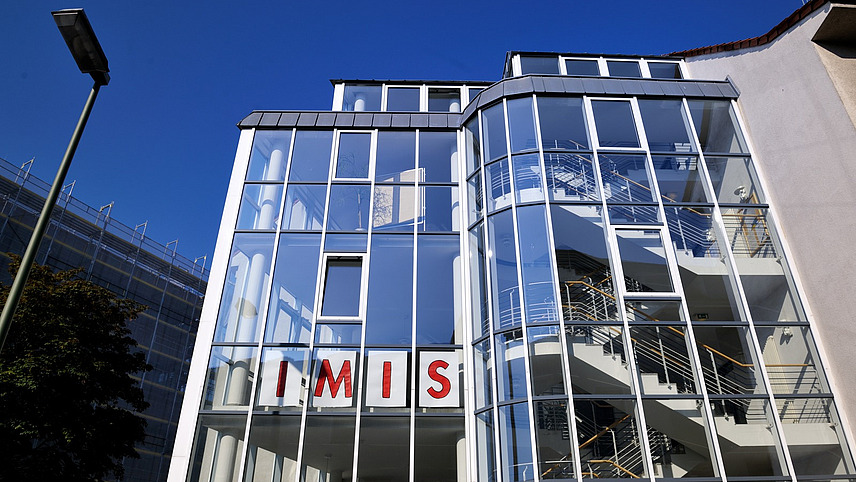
{"left": 333, "top": 130, "right": 376, "bottom": 181}
{"left": 316, "top": 253, "right": 367, "bottom": 322}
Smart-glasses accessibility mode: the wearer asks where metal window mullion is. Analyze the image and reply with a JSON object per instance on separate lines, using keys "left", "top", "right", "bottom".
{"left": 409, "top": 129, "right": 421, "bottom": 482}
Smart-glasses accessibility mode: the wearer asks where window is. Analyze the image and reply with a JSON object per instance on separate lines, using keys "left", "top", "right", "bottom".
{"left": 335, "top": 132, "right": 371, "bottom": 179}
{"left": 607, "top": 60, "right": 642, "bottom": 78}
{"left": 343, "top": 84, "right": 382, "bottom": 111}
{"left": 564, "top": 58, "right": 600, "bottom": 76}
{"left": 320, "top": 256, "right": 363, "bottom": 318}
{"left": 520, "top": 55, "right": 559, "bottom": 75}
{"left": 428, "top": 88, "right": 461, "bottom": 112}
{"left": 591, "top": 100, "right": 640, "bottom": 148}
{"left": 647, "top": 61, "right": 683, "bottom": 79}
{"left": 386, "top": 87, "right": 420, "bottom": 111}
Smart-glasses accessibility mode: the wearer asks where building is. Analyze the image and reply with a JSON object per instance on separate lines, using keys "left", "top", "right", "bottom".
{"left": 0, "top": 156, "right": 208, "bottom": 482}
{"left": 169, "top": 2, "right": 856, "bottom": 481}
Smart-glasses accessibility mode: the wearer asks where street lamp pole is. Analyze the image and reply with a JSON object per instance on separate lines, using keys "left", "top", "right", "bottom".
{"left": 0, "top": 9, "right": 110, "bottom": 352}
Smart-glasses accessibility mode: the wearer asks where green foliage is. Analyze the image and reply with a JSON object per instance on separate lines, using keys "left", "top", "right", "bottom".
{"left": 0, "top": 258, "right": 151, "bottom": 481}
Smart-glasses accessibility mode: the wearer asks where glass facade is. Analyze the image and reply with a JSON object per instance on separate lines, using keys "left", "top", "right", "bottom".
{"left": 175, "top": 54, "right": 856, "bottom": 482}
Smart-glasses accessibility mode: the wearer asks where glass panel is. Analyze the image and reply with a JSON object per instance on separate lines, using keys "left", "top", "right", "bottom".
{"left": 386, "top": 86, "right": 420, "bottom": 111}
{"left": 420, "top": 186, "right": 459, "bottom": 232}
{"left": 574, "top": 399, "right": 646, "bottom": 479}
{"left": 598, "top": 153, "right": 655, "bottom": 203}
{"left": 188, "top": 415, "right": 246, "bottom": 482}
{"left": 607, "top": 60, "right": 642, "bottom": 78}
{"left": 592, "top": 100, "right": 640, "bottom": 148}
{"left": 357, "top": 417, "right": 410, "bottom": 479}
{"left": 775, "top": 398, "right": 855, "bottom": 476}
{"left": 237, "top": 184, "right": 283, "bottom": 230}
{"left": 248, "top": 130, "right": 291, "bottom": 181}
{"left": 516, "top": 205, "right": 557, "bottom": 323}
{"left": 282, "top": 184, "right": 326, "bottom": 230}
{"left": 373, "top": 184, "right": 416, "bottom": 232}
{"left": 520, "top": 55, "right": 560, "bottom": 75}
{"left": 534, "top": 400, "right": 574, "bottom": 479}
{"left": 254, "top": 348, "right": 309, "bottom": 411}
{"left": 428, "top": 87, "right": 462, "bottom": 113}
{"left": 365, "top": 235, "right": 413, "bottom": 345}
{"left": 469, "top": 88, "right": 483, "bottom": 103}
{"left": 376, "top": 131, "right": 416, "bottom": 182}
{"left": 647, "top": 62, "right": 683, "bottom": 79}
{"left": 324, "top": 233, "right": 367, "bottom": 253}
{"left": 566, "top": 325, "right": 631, "bottom": 394}
{"left": 551, "top": 205, "right": 618, "bottom": 321}
{"left": 414, "top": 417, "right": 466, "bottom": 481}
{"left": 488, "top": 209, "right": 521, "bottom": 329}
{"left": 288, "top": 131, "right": 333, "bottom": 182}
{"left": 469, "top": 172, "right": 484, "bottom": 225}
{"left": 320, "top": 256, "right": 362, "bottom": 317}
{"left": 483, "top": 103, "right": 508, "bottom": 162}
{"left": 326, "top": 185, "right": 371, "bottom": 231}
{"left": 545, "top": 153, "right": 599, "bottom": 202}
{"left": 652, "top": 155, "right": 708, "bottom": 203}
{"left": 416, "top": 235, "right": 461, "bottom": 344}
{"left": 710, "top": 398, "right": 788, "bottom": 477}
{"left": 498, "top": 403, "right": 535, "bottom": 482}
{"left": 343, "top": 84, "right": 381, "bottom": 111}
{"left": 335, "top": 132, "right": 371, "bottom": 179}
{"left": 420, "top": 130, "right": 458, "bottom": 182}
{"left": 265, "top": 233, "right": 321, "bottom": 343}
{"left": 202, "top": 346, "right": 258, "bottom": 410}
{"left": 474, "top": 339, "right": 493, "bottom": 409}
{"left": 508, "top": 97, "right": 538, "bottom": 153}
{"left": 638, "top": 99, "right": 694, "bottom": 153}
{"left": 705, "top": 156, "right": 765, "bottom": 204}
{"left": 465, "top": 117, "right": 482, "bottom": 174}
{"left": 528, "top": 326, "right": 566, "bottom": 396}
{"left": 665, "top": 206, "right": 743, "bottom": 321}
{"left": 314, "top": 323, "right": 362, "bottom": 345}
{"left": 477, "top": 411, "right": 497, "bottom": 482}
{"left": 537, "top": 96, "right": 589, "bottom": 150}
{"left": 565, "top": 59, "right": 600, "bottom": 76}
{"left": 470, "top": 223, "right": 490, "bottom": 339}
{"left": 687, "top": 100, "right": 748, "bottom": 154}
{"left": 308, "top": 348, "right": 359, "bottom": 411}
{"left": 512, "top": 153, "right": 544, "bottom": 204}
{"left": 641, "top": 399, "right": 717, "bottom": 478}
{"left": 215, "top": 233, "right": 274, "bottom": 343}
{"left": 755, "top": 325, "right": 827, "bottom": 394}
{"left": 616, "top": 229, "right": 673, "bottom": 292}
{"left": 300, "top": 415, "right": 356, "bottom": 480}
{"left": 630, "top": 325, "right": 699, "bottom": 395}
{"left": 244, "top": 415, "right": 301, "bottom": 482}
{"left": 693, "top": 326, "right": 765, "bottom": 395}
{"left": 486, "top": 158, "right": 513, "bottom": 213}
{"left": 720, "top": 208, "right": 806, "bottom": 321}
{"left": 624, "top": 300, "right": 683, "bottom": 322}
{"left": 607, "top": 205, "right": 659, "bottom": 224}
{"left": 496, "top": 329, "right": 528, "bottom": 401}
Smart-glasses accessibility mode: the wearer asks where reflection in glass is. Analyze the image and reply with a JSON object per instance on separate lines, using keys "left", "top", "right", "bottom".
{"left": 574, "top": 399, "right": 645, "bottom": 478}
{"left": 465, "top": 117, "right": 482, "bottom": 174}
{"left": 693, "top": 326, "right": 765, "bottom": 395}
{"left": 598, "top": 153, "right": 655, "bottom": 203}
{"left": 237, "top": 184, "right": 283, "bottom": 230}
{"left": 420, "top": 130, "right": 458, "bottom": 182}
{"left": 488, "top": 210, "right": 520, "bottom": 328}
{"left": 188, "top": 415, "right": 246, "bottom": 482}
{"left": 551, "top": 205, "right": 618, "bottom": 321}
{"left": 517, "top": 206, "right": 556, "bottom": 323}
{"left": 365, "top": 235, "right": 413, "bottom": 345}
{"left": 648, "top": 62, "right": 683, "bottom": 79}
{"left": 335, "top": 132, "right": 371, "bottom": 179}
{"left": 416, "top": 235, "right": 461, "bottom": 344}
{"left": 486, "top": 158, "right": 512, "bottom": 213}
{"left": 544, "top": 153, "right": 599, "bottom": 202}
{"left": 255, "top": 348, "right": 309, "bottom": 411}
{"left": 508, "top": 97, "right": 538, "bottom": 153}
{"left": 607, "top": 60, "right": 642, "bottom": 78}
{"left": 565, "top": 59, "right": 600, "bottom": 76}
{"left": 630, "top": 326, "right": 698, "bottom": 394}
{"left": 244, "top": 415, "right": 301, "bottom": 482}
{"left": 266, "top": 234, "right": 321, "bottom": 343}
{"left": 468, "top": 172, "right": 483, "bottom": 225}
{"left": 474, "top": 339, "right": 492, "bottom": 409}
{"left": 470, "top": 224, "right": 490, "bottom": 339}
{"left": 528, "top": 326, "right": 566, "bottom": 396}
{"left": 476, "top": 411, "right": 497, "bottom": 482}
{"left": 300, "top": 416, "right": 356, "bottom": 480}
{"left": 314, "top": 323, "right": 361, "bottom": 345}
{"left": 755, "top": 325, "right": 827, "bottom": 394}
{"left": 373, "top": 184, "right": 415, "bottom": 232}
{"left": 376, "top": 131, "right": 416, "bottom": 182}
{"left": 710, "top": 399, "right": 788, "bottom": 477}
{"left": 386, "top": 87, "right": 420, "bottom": 111}
{"left": 566, "top": 325, "right": 631, "bottom": 394}
{"left": 652, "top": 155, "right": 708, "bottom": 203}
{"left": 592, "top": 100, "right": 640, "bottom": 148}
{"left": 616, "top": 229, "right": 672, "bottom": 292}
{"left": 641, "top": 399, "right": 717, "bottom": 478}
{"left": 320, "top": 257, "right": 362, "bottom": 317}
{"left": 288, "top": 131, "right": 333, "bottom": 182}
{"left": 537, "top": 96, "right": 589, "bottom": 150}
{"left": 483, "top": 103, "right": 508, "bottom": 162}
{"left": 521, "top": 55, "right": 560, "bottom": 74}
{"left": 775, "top": 398, "right": 855, "bottom": 476}
{"left": 202, "top": 346, "right": 258, "bottom": 410}
{"left": 414, "top": 417, "right": 466, "bottom": 481}
{"left": 343, "top": 84, "right": 381, "bottom": 111}
{"left": 215, "top": 234, "right": 274, "bottom": 342}
{"left": 607, "top": 205, "right": 659, "bottom": 224}
{"left": 323, "top": 233, "right": 367, "bottom": 253}
{"left": 624, "top": 300, "right": 683, "bottom": 322}
{"left": 496, "top": 329, "right": 528, "bottom": 401}
{"left": 638, "top": 99, "right": 694, "bottom": 153}
{"left": 428, "top": 88, "right": 462, "bottom": 113}
{"left": 535, "top": 400, "right": 574, "bottom": 479}
{"left": 248, "top": 130, "right": 291, "bottom": 181}
{"left": 512, "top": 154, "right": 543, "bottom": 203}
{"left": 326, "top": 185, "right": 370, "bottom": 231}
{"left": 687, "top": 100, "right": 748, "bottom": 154}
{"left": 705, "top": 156, "right": 764, "bottom": 204}
{"left": 420, "top": 186, "right": 459, "bottom": 232}
{"left": 356, "top": 417, "right": 410, "bottom": 480}
{"left": 498, "top": 403, "right": 534, "bottom": 482}
{"left": 282, "top": 184, "right": 326, "bottom": 230}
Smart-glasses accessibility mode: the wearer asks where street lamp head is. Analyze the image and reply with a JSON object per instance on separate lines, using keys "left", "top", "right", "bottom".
{"left": 52, "top": 9, "right": 110, "bottom": 85}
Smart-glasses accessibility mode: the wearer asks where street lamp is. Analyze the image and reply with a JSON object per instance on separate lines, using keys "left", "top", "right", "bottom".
{"left": 0, "top": 9, "right": 110, "bottom": 351}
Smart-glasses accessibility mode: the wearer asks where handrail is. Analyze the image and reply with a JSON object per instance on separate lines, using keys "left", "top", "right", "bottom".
{"left": 586, "top": 460, "right": 641, "bottom": 478}
{"left": 579, "top": 413, "right": 632, "bottom": 450}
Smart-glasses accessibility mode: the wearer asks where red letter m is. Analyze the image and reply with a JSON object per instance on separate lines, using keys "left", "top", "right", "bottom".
{"left": 314, "top": 359, "right": 352, "bottom": 398}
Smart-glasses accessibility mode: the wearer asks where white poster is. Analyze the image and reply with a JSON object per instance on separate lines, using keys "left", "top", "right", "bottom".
{"left": 365, "top": 351, "right": 408, "bottom": 407}
{"left": 419, "top": 351, "right": 460, "bottom": 408}
{"left": 312, "top": 351, "right": 356, "bottom": 407}
{"left": 257, "top": 350, "right": 306, "bottom": 407}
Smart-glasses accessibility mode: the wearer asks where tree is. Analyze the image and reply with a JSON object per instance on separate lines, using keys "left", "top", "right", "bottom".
{"left": 0, "top": 258, "right": 151, "bottom": 481}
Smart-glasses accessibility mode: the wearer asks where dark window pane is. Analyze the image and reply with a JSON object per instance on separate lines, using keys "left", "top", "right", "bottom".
{"left": 248, "top": 130, "right": 291, "bottom": 181}
{"left": 565, "top": 59, "right": 600, "bottom": 76}
{"left": 386, "top": 87, "right": 420, "bottom": 111}
{"left": 244, "top": 415, "right": 301, "bottom": 481}
{"left": 468, "top": 88, "right": 483, "bottom": 103}
{"left": 289, "top": 131, "right": 333, "bottom": 182}
{"left": 420, "top": 186, "right": 458, "bottom": 232}
{"left": 498, "top": 403, "right": 534, "bottom": 481}
{"left": 482, "top": 103, "right": 508, "bottom": 162}
{"left": 591, "top": 100, "right": 640, "bottom": 148}
{"left": 638, "top": 99, "right": 694, "bottom": 152}
{"left": 365, "top": 235, "right": 413, "bottom": 345}
{"left": 356, "top": 417, "right": 410, "bottom": 479}
{"left": 607, "top": 60, "right": 642, "bottom": 78}
{"left": 320, "top": 257, "right": 362, "bottom": 317}
{"left": 416, "top": 235, "right": 461, "bottom": 344}
{"left": 326, "top": 185, "right": 371, "bottom": 231}
{"left": 343, "top": 84, "right": 381, "bottom": 111}
{"left": 376, "top": 131, "right": 416, "bottom": 182}
{"left": 419, "top": 131, "right": 458, "bottom": 182}
{"left": 428, "top": 87, "right": 461, "bottom": 113}
{"left": 687, "top": 100, "right": 748, "bottom": 153}
{"left": 335, "top": 132, "right": 371, "bottom": 178}
{"left": 464, "top": 118, "right": 482, "bottom": 174}
{"left": 414, "top": 417, "right": 466, "bottom": 481}
{"left": 508, "top": 97, "right": 538, "bottom": 153}
{"left": 300, "top": 416, "right": 356, "bottom": 479}
{"left": 266, "top": 234, "right": 321, "bottom": 343}
{"left": 648, "top": 62, "right": 682, "bottom": 79}
{"left": 537, "top": 96, "right": 589, "bottom": 150}
{"left": 520, "top": 55, "right": 559, "bottom": 75}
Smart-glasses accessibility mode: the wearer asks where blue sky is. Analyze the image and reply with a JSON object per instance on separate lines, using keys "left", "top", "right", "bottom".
{"left": 2, "top": 0, "right": 802, "bottom": 261}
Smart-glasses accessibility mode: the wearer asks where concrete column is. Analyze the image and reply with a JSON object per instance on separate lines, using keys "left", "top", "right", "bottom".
{"left": 450, "top": 99, "right": 461, "bottom": 113}
{"left": 212, "top": 434, "right": 239, "bottom": 482}
{"left": 354, "top": 94, "right": 366, "bottom": 112}
{"left": 456, "top": 431, "right": 467, "bottom": 482}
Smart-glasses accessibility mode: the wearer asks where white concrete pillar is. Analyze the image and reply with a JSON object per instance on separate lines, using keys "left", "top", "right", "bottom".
{"left": 354, "top": 94, "right": 366, "bottom": 112}
{"left": 212, "top": 434, "right": 239, "bottom": 482}
{"left": 450, "top": 99, "right": 461, "bottom": 113}
{"left": 456, "top": 431, "right": 467, "bottom": 482}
